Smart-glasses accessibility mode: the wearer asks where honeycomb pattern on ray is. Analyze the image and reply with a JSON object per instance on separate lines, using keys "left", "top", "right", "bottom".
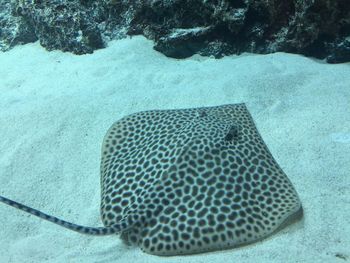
{"left": 100, "top": 103, "right": 302, "bottom": 256}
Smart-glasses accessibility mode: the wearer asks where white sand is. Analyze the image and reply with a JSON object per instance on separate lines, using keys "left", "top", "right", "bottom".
{"left": 0, "top": 36, "right": 349, "bottom": 263}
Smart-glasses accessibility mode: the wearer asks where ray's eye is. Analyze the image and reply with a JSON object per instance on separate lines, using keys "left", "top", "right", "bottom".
{"left": 196, "top": 111, "right": 207, "bottom": 117}
{"left": 224, "top": 124, "right": 240, "bottom": 141}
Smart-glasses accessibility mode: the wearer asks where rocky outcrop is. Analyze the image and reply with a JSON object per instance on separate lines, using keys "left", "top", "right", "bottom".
{"left": 0, "top": 1, "right": 37, "bottom": 51}
{"left": 1, "top": 0, "right": 349, "bottom": 63}
{"left": 6, "top": 0, "right": 108, "bottom": 54}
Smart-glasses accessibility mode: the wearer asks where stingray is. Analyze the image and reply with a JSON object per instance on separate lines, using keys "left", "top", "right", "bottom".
{"left": 0, "top": 103, "right": 302, "bottom": 256}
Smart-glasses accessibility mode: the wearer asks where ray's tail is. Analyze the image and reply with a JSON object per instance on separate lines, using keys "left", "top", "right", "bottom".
{"left": 0, "top": 195, "right": 131, "bottom": 236}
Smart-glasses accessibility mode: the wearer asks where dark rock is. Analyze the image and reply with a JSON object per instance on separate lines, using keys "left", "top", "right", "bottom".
{"left": 13, "top": 0, "right": 107, "bottom": 54}
{"left": 153, "top": 26, "right": 215, "bottom": 58}
{"left": 1, "top": 0, "right": 349, "bottom": 63}
{"left": 326, "top": 36, "right": 350, "bottom": 63}
{"left": 0, "top": 1, "right": 37, "bottom": 51}
{"left": 149, "top": 0, "right": 350, "bottom": 62}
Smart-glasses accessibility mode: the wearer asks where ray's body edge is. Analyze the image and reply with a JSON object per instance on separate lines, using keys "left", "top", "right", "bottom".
{"left": 155, "top": 204, "right": 304, "bottom": 256}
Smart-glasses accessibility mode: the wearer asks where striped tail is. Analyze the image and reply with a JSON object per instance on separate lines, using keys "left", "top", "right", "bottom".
{"left": 0, "top": 195, "right": 131, "bottom": 236}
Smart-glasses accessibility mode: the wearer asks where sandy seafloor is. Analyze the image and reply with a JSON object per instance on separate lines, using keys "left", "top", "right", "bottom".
{"left": 0, "top": 36, "right": 349, "bottom": 263}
